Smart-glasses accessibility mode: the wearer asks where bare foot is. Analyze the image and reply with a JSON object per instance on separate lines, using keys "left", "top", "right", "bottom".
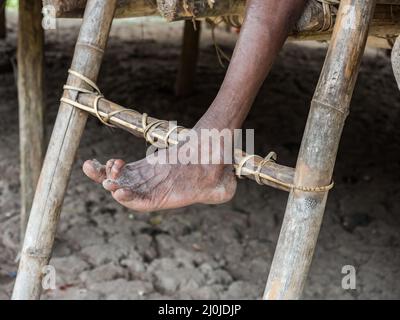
{"left": 83, "top": 137, "right": 237, "bottom": 212}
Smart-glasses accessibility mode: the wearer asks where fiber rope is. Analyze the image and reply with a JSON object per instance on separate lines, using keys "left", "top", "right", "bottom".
{"left": 61, "top": 69, "right": 184, "bottom": 148}
{"left": 236, "top": 152, "right": 334, "bottom": 192}
{"left": 316, "top": 0, "right": 339, "bottom": 32}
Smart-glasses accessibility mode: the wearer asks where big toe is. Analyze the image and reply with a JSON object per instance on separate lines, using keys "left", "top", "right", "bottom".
{"left": 83, "top": 159, "right": 106, "bottom": 184}
{"left": 112, "top": 188, "right": 151, "bottom": 212}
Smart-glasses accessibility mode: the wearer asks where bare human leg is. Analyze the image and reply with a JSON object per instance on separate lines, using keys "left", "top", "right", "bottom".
{"left": 83, "top": 0, "right": 307, "bottom": 212}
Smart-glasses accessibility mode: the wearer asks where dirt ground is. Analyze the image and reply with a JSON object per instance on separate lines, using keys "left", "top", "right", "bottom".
{"left": 0, "top": 12, "right": 400, "bottom": 300}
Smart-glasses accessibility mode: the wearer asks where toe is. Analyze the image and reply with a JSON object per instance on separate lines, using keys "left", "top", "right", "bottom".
{"left": 102, "top": 178, "right": 122, "bottom": 192}
{"left": 110, "top": 159, "right": 126, "bottom": 180}
{"left": 106, "top": 159, "right": 116, "bottom": 178}
{"left": 83, "top": 159, "right": 106, "bottom": 184}
{"left": 112, "top": 188, "right": 151, "bottom": 212}
{"left": 112, "top": 188, "right": 135, "bottom": 202}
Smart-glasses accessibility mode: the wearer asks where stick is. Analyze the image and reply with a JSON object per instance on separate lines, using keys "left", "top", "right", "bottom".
{"left": 18, "top": 0, "right": 45, "bottom": 242}
{"left": 12, "top": 0, "right": 117, "bottom": 300}
{"left": 76, "top": 93, "right": 295, "bottom": 192}
{"left": 264, "top": 0, "right": 376, "bottom": 300}
{"left": 175, "top": 20, "right": 201, "bottom": 97}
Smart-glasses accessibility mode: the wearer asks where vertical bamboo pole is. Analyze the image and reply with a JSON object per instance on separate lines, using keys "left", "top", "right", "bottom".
{"left": 264, "top": 0, "right": 376, "bottom": 300}
{"left": 18, "top": 0, "right": 45, "bottom": 243}
{"left": 175, "top": 20, "right": 201, "bottom": 97}
{"left": 12, "top": 0, "right": 117, "bottom": 300}
{"left": 0, "top": 0, "right": 5, "bottom": 39}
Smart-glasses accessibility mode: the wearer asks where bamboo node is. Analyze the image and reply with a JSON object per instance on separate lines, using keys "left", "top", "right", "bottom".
{"left": 24, "top": 247, "right": 48, "bottom": 259}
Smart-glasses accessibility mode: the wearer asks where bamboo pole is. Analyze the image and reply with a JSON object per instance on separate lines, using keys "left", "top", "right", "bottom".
{"left": 175, "top": 20, "right": 201, "bottom": 97}
{"left": 291, "top": 4, "right": 400, "bottom": 41}
{"left": 157, "top": 0, "right": 244, "bottom": 21}
{"left": 43, "top": 0, "right": 158, "bottom": 18}
{"left": 43, "top": 0, "right": 241, "bottom": 19}
{"left": 44, "top": 0, "right": 400, "bottom": 41}
{"left": 12, "top": 0, "right": 117, "bottom": 300}
{"left": 0, "top": 0, "right": 5, "bottom": 39}
{"left": 18, "top": 0, "right": 45, "bottom": 242}
{"left": 157, "top": 0, "right": 399, "bottom": 20}
{"left": 76, "top": 93, "right": 295, "bottom": 192}
{"left": 264, "top": 0, "right": 376, "bottom": 300}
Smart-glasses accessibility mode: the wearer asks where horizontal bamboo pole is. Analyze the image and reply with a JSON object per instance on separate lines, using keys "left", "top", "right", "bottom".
{"left": 42, "top": 0, "right": 159, "bottom": 18}
{"left": 157, "top": 0, "right": 244, "bottom": 21}
{"left": 43, "top": 0, "right": 400, "bottom": 40}
{"left": 291, "top": 3, "right": 400, "bottom": 41}
{"left": 76, "top": 93, "right": 295, "bottom": 192}
{"left": 44, "top": 0, "right": 400, "bottom": 18}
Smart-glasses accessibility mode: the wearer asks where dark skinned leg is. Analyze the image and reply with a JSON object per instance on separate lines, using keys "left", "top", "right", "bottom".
{"left": 83, "top": 0, "right": 307, "bottom": 212}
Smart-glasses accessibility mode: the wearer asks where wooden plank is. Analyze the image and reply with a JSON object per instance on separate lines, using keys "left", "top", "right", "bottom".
{"left": 18, "top": 0, "right": 45, "bottom": 242}
{"left": 263, "top": 0, "right": 376, "bottom": 300}
{"left": 12, "top": 0, "right": 117, "bottom": 300}
{"left": 175, "top": 20, "right": 201, "bottom": 97}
